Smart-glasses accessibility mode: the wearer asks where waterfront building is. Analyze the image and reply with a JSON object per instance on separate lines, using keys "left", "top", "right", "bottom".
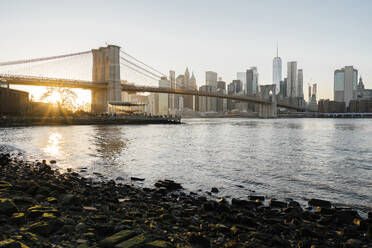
{"left": 318, "top": 99, "right": 345, "bottom": 113}
{"left": 246, "top": 67, "right": 259, "bottom": 95}
{"left": 334, "top": 66, "right": 358, "bottom": 107}
{"left": 272, "top": 46, "right": 282, "bottom": 94}
{"left": 356, "top": 77, "right": 372, "bottom": 99}
{"left": 287, "top": 61, "right": 297, "bottom": 97}
{"left": 297, "top": 69, "right": 304, "bottom": 98}
{"left": 0, "top": 86, "right": 29, "bottom": 115}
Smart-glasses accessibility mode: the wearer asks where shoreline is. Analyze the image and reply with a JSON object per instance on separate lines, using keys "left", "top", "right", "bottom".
{"left": 0, "top": 153, "right": 371, "bottom": 247}
{"left": 0, "top": 116, "right": 182, "bottom": 127}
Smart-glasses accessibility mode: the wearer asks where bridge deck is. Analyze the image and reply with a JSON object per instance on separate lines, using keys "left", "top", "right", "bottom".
{"left": 0, "top": 75, "right": 313, "bottom": 111}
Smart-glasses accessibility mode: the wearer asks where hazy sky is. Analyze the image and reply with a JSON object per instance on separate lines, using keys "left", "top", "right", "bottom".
{"left": 1, "top": 0, "right": 372, "bottom": 100}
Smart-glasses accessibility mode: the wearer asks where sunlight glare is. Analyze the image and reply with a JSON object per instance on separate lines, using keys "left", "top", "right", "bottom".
{"left": 44, "top": 132, "right": 62, "bottom": 157}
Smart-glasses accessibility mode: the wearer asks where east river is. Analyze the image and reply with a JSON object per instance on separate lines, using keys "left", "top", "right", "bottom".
{"left": 1, "top": 118, "right": 371, "bottom": 213}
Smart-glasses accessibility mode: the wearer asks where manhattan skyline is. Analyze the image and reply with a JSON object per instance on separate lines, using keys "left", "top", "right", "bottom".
{"left": 1, "top": 0, "right": 372, "bottom": 100}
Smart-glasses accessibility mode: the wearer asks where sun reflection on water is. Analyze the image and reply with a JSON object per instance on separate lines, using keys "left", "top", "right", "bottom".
{"left": 44, "top": 132, "right": 62, "bottom": 157}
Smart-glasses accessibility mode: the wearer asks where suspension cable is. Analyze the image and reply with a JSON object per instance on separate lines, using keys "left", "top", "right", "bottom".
{"left": 120, "top": 50, "right": 166, "bottom": 77}
{"left": 120, "top": 62, "right": 160, "bottom": 82}
{"left": 120, "top": 56, "right": 164, "bottom": 79}
{"left": 0, "top": 50, "right": 91, "bottom": 67}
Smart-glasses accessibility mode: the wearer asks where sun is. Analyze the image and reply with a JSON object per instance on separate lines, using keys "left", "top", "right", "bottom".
{"left": 48, "top": 91, "right": 62, "bottom": 104}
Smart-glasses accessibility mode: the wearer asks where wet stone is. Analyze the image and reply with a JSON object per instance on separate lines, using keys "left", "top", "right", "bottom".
{"left": 146, "top": 240, "right": 172, "bottom": 247}
{"left": 130, "top": 177, "right": 145, "bottom": 181}
{"left": 211, "top": 187, "right": 219, "bottom": 193}
{"left": 115, "top": 233, "right": 147, "bottom": 248}
{"left": 269, "top": 200, "right": 287, "bottom": 209}
{"left": 0, "top": 198, "right": 18, "bottom": 216}
{"left": 27, "top": 205, "right": 58, "bottom": 219}
{"left": 308, "top": 198, "right": 331, "bottom": 208}
{"left": 99, "top": 230, "right": 136, "bottom": 248}
{"left": 248, "top": 195, "right": 265, "bottom": 201}
{"left": 11, "top": 212, "right": 25, "bottom": 225}
{"left": 344, "top": 238, "right": 362, "bottom": 248}
{"left": 0, "top": 180, "right": 12, "bottom": 189}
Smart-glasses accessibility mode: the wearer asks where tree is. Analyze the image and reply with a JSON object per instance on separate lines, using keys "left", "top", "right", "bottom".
{"left": 40, "top": 87, "right": 77, "bottom": 114}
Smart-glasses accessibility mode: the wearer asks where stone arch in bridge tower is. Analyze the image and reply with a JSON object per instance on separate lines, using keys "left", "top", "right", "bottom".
{"left": 258, "top": 84, "right": 277, "bottom": 118}
{"left": 91, "top": 45, "right": 122, "bottom": 113}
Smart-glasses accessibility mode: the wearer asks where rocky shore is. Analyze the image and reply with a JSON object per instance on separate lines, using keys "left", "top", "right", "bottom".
{"left": 0, "top": 153, "right": 371, "bottom": 248}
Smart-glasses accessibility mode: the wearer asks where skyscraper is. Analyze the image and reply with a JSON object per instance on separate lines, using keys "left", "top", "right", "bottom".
{"left": 334, "top": 66, "right": 358, "bottom": 107}
{"left": 237, "top": 72, "right": 246, "bottom": 93}
{"left": 297, "top": 69, "right": 304, "bottom": 98}
{"left": 206, "top": 71, "right": 218, "bottom": 88}
{"left": 246, "top": 67, "right": 259, "bottom": 95}
{"left": 205, "top": 71, "right": 217, "bottom": 112}
{"left": 287, "top": 61, "right": 297, "bottom": 97}
{"left": 272, "top": 45, "right": 282, "bottom": 93}
{"left": 216, "top": 80, "right": 227, "bottom": 112}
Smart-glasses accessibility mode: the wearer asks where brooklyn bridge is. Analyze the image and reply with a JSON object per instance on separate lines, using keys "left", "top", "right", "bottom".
{"left": 0, "top": 45, "right": 314, "bottom": 118}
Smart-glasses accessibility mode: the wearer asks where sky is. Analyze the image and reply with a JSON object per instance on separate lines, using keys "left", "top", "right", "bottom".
{"left": 1, "top": 0, "right": 372, "bottom": 100}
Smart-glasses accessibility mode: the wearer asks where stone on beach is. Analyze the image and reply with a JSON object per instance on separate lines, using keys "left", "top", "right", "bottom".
{"left": 308, "top": 198, "right": 332, "bottom": 208}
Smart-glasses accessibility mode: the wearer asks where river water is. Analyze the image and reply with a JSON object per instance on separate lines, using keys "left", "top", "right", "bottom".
{"left": 0, "top": 118, "right": 371, "bottom": 213}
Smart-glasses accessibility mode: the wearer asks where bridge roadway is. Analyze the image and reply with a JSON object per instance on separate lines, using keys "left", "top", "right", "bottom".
{"left": 0, "top": 74, "right": 311, "bottom": 111}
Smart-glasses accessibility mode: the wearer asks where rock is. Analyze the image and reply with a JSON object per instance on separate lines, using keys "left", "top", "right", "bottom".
{"left": 269, "top": 200, "right": 287, "bottom": 209}
{"left": 0, "top": 198, "right": 18, "bottom": 216}
{"left": 308, "top": 199, "right": 331, "bottom": 208}
{"left": 333, "top": 210, "right": 360, "bottom": 224}
{"left": 99, "top": 230, "right": 136, "bottom": 247}
{"left": 211, "top": 187, "right": 219, "bottom": 193}
{"left": 154, "top": 180, "right": 182, "bottom": 191}
{"left": 27, "top": 205, "right": 58, "bottom": 219}
{"left": 130, "top": 177, "right": 145, "bottom": 181}
{"left": 288, "top": 201, "right": 301, "bottom": 208}
{"left": 116, "top": 177, "right": 125, "bottom": 181}
{"left": 60, "top": 193, "right": 76, "bottom": 205}
{"left": 115, "top": 234, "right": 147, "bottom": 248}
{"left": 344, "top": 238, "right": 362, "bottom": 248}
{"left": 187, "top": 233, "right": 210, "bottom": 248}
{"left": 11, "top": 212, "right": 25, "bottom": 225}
{"left": 0, "top": 239, "right": 16, "bottom": 247}
{"left": 0, "top": 180, "right": 12, "bottom": 189}
{"left": 231, "top": 198, "right": 261, "bottom": 208}
{"left": 46, "top": 197, "right": 57, "bottom": 203}
{"left": 248, "top": 195, "right": 265, "bottom": 201}
{"left": 155, "top": 180, "right": 182, "bottom": 191}
{"left": 145, "top": 240, "right": 172, "bottom": 248}
{"left": 38, "top": 163, "right": 52, "bottom": 172}
{"left": 26, "top": 220, "right": 61, "bottom": 236}
{"left": 75, "top": 222, "right": 88, "bottom": 233}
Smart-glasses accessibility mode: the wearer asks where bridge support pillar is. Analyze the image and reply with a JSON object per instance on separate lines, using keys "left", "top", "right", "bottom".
{"left": 258, "top": 85, "right": 277, "bottom": 118}
{"left": 91, "top": 45, "right": 122, "bottom": 113}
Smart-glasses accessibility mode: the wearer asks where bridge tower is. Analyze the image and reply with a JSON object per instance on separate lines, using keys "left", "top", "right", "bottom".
{"left": 258, "top": 85, "right": 277, "bottom": 118}
{"left": 91, "top": 45, "right": 122, "bottom": 113}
